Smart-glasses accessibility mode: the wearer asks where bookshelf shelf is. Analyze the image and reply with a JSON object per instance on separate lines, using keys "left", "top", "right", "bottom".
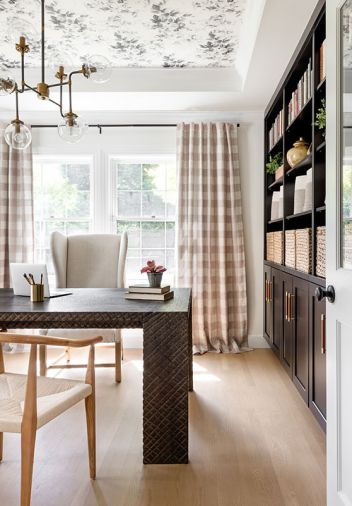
{"left": 268, "top": 177, "right": 283, "bottom": 191}
{"left": 316, "top": 140, "right": 326, "bottom": 152}
{"left": 286, "top": 210, "right": 312, "bottom": 221}
{"left": 316, "top": 205, "right": 326, "bottom": 213}
{"left": 286, "top": 154, "right": 312, "bottom": 177}
{"left": 316, "top": 77, "right": 326, "bottom": 91}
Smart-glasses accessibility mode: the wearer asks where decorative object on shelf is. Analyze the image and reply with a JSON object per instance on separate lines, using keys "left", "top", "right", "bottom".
{"left": 278, "top": 185, "right": 284, "bottom": 218}
{"left": 266, "top": 152, "right": 283, "bottom": 175}
{"left": 294, "top": 174, "right": 307, "bottom": 214}
{"left": 275, "top": 164, "right": 284, "bottom": 181}
{"left": 316, "top": 226, "right": 326, "bottom": 278}
{"left": 271, "top": 191, "right": 280, "bottom": 220}
{"left": 286, "top": 137, "right": 309, "bottom": 168}
{"left": 287, "top": 59, "right": 312, "bottom": 125}
{"left": 307, "top": 143, "right": 312, "bottom": 155}
{"left": 296, "top": 228, "right": 312, "bottom": 273}
{"left": 266, "top": 232, "right": 274, "bottom": 262}
{"left": 268, "top": 110, "right": 284, "bottom": 150}
{"left": 315, "top": 99, "right": 326, "bottom": 138}
{"left": 141, "top": 260, "right": 167, "bottom": 288}
{"left": 0, "top": 0, "right": 111, "bottom": 149}
{"left": 303, "top": 168, "right": 313, "bottom": 211}
{"left": 273, "top": 231, "right": 284, "bottom": 265}
{"left": 285, "top": 230, "right": 296, "bottom": 269}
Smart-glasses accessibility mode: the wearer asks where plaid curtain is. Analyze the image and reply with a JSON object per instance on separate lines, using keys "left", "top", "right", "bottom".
{"left": 0, "top": 124, "right": 34, "bottom": 288}
{"left": 176, "top": 123, "right": 248, "bottom": 353}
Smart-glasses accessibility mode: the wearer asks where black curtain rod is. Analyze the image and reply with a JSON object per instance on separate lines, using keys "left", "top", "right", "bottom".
{"left": 31, "top": 122, "right": 240, "bottom": 133}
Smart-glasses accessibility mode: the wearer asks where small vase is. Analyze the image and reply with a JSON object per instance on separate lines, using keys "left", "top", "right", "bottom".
{"left": 287, "top": 137, "right": 309, "bottom": 168}
{"left": 147, "top": 272, "right": 163, "bottom": 288}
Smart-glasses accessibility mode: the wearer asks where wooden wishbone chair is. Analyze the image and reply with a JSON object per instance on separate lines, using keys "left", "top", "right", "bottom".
{"left": 0, "top": 332, "right": 103, "bottom": 506}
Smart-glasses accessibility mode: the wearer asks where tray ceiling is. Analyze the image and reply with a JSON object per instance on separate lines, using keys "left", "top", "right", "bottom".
{"left": 0, "top": 0, "right": 248, "bottom": 69}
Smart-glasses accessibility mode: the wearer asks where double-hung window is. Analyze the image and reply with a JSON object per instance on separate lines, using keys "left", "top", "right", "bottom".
{"left": 33, "top": 155, "right": 93, "bottom": 276}
{"left": 110, "top": 156, "right": 177, "bottom": 286}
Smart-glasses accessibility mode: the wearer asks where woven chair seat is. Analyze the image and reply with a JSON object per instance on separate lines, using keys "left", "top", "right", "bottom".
{"left": 0, "top": 373, "right": 92, "bottom": 433}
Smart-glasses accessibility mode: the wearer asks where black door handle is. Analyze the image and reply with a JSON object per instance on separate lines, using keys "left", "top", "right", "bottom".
{"left": 315, "top": 285, "right": 335, "bottom": 303}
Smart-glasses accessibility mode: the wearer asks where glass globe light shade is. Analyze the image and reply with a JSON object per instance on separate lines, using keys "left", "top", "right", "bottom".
{"left": 7, "top": 18, "right": 38, "bottom": 46}
{"left": 49, "top": 50, "right": 74, "bottom": 77}
{"left": 58, "top": 115, "right": 88, "bottom": 144}
{"left": 0, "top": 76, "right": 16, "bottom": 96}
{"left": 4, "top": 122, "right": 32, "bottom": 150}
{"left": 84, "top": 55, "right": 112, "bottom": 84}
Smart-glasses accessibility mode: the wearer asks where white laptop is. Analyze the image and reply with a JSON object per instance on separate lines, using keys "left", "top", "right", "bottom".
{"left": 10, "top": 263, "right": 71, "bottom": 298}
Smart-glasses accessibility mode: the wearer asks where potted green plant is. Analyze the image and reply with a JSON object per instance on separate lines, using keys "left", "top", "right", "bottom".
{"left": 266, "top": 152, "right": 284, "bottom": 180}
{"left": 141, "top": 260, "right": 167, "bottom": 288}
{"left": 315, "top": 99, "right": 326, "bottom": 138}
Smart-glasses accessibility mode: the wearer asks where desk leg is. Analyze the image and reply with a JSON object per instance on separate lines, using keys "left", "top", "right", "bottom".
{"left": 143, "top": 312, "right": 189, "bottom": 464}
{"left": 188, "top": 302, "right": 193, "bottom": 392}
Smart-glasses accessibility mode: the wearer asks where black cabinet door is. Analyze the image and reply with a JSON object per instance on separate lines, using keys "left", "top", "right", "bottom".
{"left": 281, "top": 272, "right": 293, "bottom": 378}
{"left": 309, "top": 283, "right": 327, "bottom": 430}
{"left": 292, "top": 277, "right": 310, "bottom": 404}
{"left": 264, "top": 265, "right": 273, "bottom": 343}
{"left": 272, "top": 268, "right": 282, "bottom": 358}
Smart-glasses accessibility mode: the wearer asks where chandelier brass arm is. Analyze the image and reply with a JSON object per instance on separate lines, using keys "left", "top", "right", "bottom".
{"left": 0, "top": 0, "right": 111, "bottom": 148}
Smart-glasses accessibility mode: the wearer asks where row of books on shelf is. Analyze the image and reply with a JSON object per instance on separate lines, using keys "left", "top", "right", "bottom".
{"left": 268, "top": 109, "right": 284, "bottom": 151}
{"left": 287, "top": 59, "right": 312, "bottom": 125}
{"left": 319, "top": 39, "right": 326, "bottom": 83}
{"left": 124, "top": 284, "right": 174, "bottom": 301}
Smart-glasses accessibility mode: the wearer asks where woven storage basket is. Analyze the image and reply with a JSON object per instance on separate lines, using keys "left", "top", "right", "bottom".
{"left": 266, "top": 232, "right": 274, "bottom": 262}
{"left": 316, "top": 226, "right": 326, "bottom": 278}
{"left": 285, "top": 230, "right": 296, "bottom": 269}
{"left": 296, "top": 228, "right": 312, "bottom": 273}
{"left": 273, "top": 231, "right": 284, "bottom": 265}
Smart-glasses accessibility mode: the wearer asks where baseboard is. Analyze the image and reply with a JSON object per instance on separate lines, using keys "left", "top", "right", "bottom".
{"left": 248, "top": 334, "right": 270, "bottom": 348}
{"left": 122, "top": 331, "right": 270, "bottom": 350}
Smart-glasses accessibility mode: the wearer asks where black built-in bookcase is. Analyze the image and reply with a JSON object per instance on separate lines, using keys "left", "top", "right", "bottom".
{"left": 263, "top": 0, "right": 327, "bottom": 430}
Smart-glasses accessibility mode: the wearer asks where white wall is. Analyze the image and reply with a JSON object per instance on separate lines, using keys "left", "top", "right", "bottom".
{"left": 32, "top": 113, "right": 266, "bottom": 348}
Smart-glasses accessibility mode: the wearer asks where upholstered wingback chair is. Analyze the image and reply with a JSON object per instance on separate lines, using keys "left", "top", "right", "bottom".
{"left": 39, "top": 232, "right": 128, "bottom": 383}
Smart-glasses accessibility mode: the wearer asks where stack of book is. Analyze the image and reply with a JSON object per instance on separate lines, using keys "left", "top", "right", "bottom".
{"left": 124, "top": 284, "right": 174, "bottom": 301}
{"left": 268, "top": 109, "right": 284, "bottom": 150}
{"left": 287, "top": 59, "right": 312, "bottom": 125}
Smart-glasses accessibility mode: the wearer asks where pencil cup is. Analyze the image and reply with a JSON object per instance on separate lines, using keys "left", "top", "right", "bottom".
{"left": 30, "top": 284, "right": 44, "bottom": 302}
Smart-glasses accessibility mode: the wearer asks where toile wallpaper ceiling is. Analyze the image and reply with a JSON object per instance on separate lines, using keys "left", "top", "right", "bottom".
{"left": 0, "top": 0, "right": 248, "bottom": 70}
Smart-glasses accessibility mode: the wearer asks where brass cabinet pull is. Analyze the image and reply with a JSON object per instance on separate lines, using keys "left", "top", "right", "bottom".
{"left": 290, "top": 293, "right": 295, "bottom": 321}
{"left": 285, "top": 291, "right": 288, "bottom": 320}
{"left": 287, "top": 293, "right": 291, "bottom": 322}
{"left": 321, "top": 314, "right": 326, "bottom": 354}
{"left": 265, "top": 280, "right": 268, "bottom": 303}
{"left": 267, "top": 280, "right": 269, "bottom": 303}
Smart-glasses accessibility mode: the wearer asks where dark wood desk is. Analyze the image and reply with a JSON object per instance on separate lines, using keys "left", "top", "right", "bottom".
{"left": 0, "top": 288, "right": 192, "bottom": 464}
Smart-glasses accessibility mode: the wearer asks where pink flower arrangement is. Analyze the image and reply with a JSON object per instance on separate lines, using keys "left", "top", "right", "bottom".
{"left": 141, "top": 260, "right": 167, "bottom": 274}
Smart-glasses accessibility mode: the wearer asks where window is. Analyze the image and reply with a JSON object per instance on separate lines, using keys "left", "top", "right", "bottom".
{"left": 33, "top": 155, "right": 93, "bottom": 276}
{"left": 111, "top": 157, "right": 177, "bottom": 285}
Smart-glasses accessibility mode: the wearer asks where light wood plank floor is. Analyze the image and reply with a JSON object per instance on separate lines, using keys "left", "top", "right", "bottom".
{"left": 0, "top": 347, "right": 326, "bottom": 506}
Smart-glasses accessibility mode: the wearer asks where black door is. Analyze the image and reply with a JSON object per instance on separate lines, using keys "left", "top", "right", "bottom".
{"left": 264, "top": 265, "right": 273, "bottom": 343}
{"left": 272, "top": 268, "right": 282, "bottom": 358}
{"left": 281, "top": 272, "right": 293, "bottom": 378}
{"left": 292, "top": 277, "right": 310, "bottom": 404}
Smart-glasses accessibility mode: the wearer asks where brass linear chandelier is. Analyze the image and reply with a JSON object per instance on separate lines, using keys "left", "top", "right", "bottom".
{"left": 0, "top": 0, "right": 111, "bottom": 150}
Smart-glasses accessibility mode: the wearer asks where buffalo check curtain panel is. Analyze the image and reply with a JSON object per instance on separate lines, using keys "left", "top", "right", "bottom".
{"left": 176, "top": 122, "right": 248, "bottom": 353}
